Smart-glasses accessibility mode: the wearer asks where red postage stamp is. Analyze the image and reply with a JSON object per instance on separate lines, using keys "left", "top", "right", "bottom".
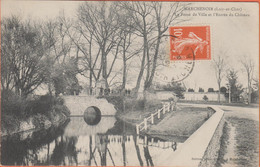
{"left": 169, "top": 26, "right": 211, "bottom": 61}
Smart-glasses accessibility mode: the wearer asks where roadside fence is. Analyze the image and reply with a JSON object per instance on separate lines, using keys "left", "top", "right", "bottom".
{"left": 136, "top": 101, "right": 176, "bottom": 134}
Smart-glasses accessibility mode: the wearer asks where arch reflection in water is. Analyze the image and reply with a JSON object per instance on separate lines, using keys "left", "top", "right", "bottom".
{"left": 83, "top": 106, "right": 102, "bottom": 125}
{"left": 64, "top": 117, "right": 117, "bottom": 136}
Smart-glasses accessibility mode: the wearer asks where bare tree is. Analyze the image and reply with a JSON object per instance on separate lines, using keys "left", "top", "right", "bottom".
{"left": 115, "top": 7, "right": 143, "bottom": 92}
{"left": 240, "top": 55, "right": 255, "bottom": 104}
{"left": 77, "top": 2, "right": 122, "bottom": 88}
{"left": 59, "top": 14, "right": 101, "bottom": 91}
{"left": 40, "top": 16, "right": 80, "bottom": 96}
{"left": 212, "top": 52, "right": 227, "bottom": 103}
{"left": 119, "top": 2, "right": 187, "bottom": 96}
{"left": 119, "top": 1, "right": 154, "bottom": 95}
{"left": 143, "top": 2, "right": 187, "bottom": 91}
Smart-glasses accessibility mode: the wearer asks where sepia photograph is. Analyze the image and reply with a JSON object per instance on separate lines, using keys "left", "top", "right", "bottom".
{"left": 1, "top": 0, "right": 259, "bottom": 166}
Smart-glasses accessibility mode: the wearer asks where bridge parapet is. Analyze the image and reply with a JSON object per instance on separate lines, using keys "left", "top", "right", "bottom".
{"left": 62, "top": 95, "right": 117, "bottom": 116}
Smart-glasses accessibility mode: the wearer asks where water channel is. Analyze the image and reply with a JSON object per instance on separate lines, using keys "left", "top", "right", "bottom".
{"left": 1, "top": 116, "right": 185, "bottom": 166}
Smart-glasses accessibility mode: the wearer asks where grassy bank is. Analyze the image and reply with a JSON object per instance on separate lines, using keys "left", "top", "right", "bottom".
{"left": 1, "top": 93, "right": 70, "bottom": 136}
{"left": 106, "top": 96, "right": 213, "bottom": 140}
{"left": 216, "top": 117, "right": 259, "bottom": 167}
{"left": 147, "top": 105, "right": 213, "bottom": 140}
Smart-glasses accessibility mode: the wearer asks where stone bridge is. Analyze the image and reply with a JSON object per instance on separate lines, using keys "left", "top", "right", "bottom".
{"left": 62, "top": 95, "right": 117, "bottom": 116}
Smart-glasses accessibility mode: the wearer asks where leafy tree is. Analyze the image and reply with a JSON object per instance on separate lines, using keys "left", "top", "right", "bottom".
{"left": 162, "top": 83, "right": 185, "bottom": 98}
{"left": 250, "top": 78, "right": 259, "bottom": 103}
{"left": 208, "top": 88, "right": 214, "bottom": 92}
{"left": 220, "top": 87, "right": 227, "bottom": 93}
{"left": 226, "top": 68, "right": 243, "bottom": 102}
{"left": 203, "top": 95, "right": 208, "bottom": 101}
{"left": 220, "top": 86, "right": 229, "bottom": 98}
{"left": 188, "top": 88, "right": 195, "bottom": 92}
{"left": 53, "top": 58, "right": 82, "bottom": 96}
{"left": 199, "top": 88, "right": 204, "bottom": 92}
{"left": 1, "top": 16, "right": 50, "bottom": 97}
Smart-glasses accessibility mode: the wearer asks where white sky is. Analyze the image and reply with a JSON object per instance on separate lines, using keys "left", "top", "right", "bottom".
{"left": 1, "top": 1, "right": 259, "bottom": 91}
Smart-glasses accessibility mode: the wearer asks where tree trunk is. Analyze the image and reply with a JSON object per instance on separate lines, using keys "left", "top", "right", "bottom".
{"left": 144, "top": 39, "right": 150, "bottom": 91}
{"left": 145, "top": 35, "right": 161, "bottom": 90}
{"left": 248, "top": 80, "right": 251, "bottom": 104}
{"left": 122, "top": 135, "right": 126, "bottom": 166}
{"left": 89, "top": 71, "right": 93, "bottom": 95}
{"left": 134, "top": 34, "right": 147, "bottom": 96}
{"left": 133, "top": 136, "right": 143, "bottom": 166}
{"left": 218, "top": 83, "right": 220, "bottom": 103}
{"left": 101, "top": 47, "right": 109, "bottom": 89}
{"left": 134, "top": 16, "right": 148, "bottom": 95}
{"left": 122, "top": 51, "right": 127, "bottom": 91}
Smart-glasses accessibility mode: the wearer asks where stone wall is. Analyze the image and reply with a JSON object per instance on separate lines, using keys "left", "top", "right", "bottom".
{"left": 184, "top": 92, "right": 226, "bottom": 102}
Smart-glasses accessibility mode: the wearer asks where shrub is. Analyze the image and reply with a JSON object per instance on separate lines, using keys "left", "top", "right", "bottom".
{"left": 105, "top": 96, "right": 124, "bottom": 111}
{"left": 203, "top": 95, "right": 209, "bottom": 101}
{"left": 32, "top": 114, "right": 48, "bottom": 128}
{"left": 1, "top": 90, "right": 27, "bottom": 117}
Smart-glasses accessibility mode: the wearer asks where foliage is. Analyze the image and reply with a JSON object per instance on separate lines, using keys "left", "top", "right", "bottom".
{"left": 1, "top": 89, "right": 27, "bottom": 117}
{"left": 161, "top": 83, "right": 185, "bottom": 98}
{"left": 188, "top": 88, "right": 195, "bottom": 92}
{"left": 251, "top": 78, "right": 259, "bottom": 103}
{"left": 52, "top": 58, "right": 82, "bottom": 96}
{"left": 2, "top": 90, "right": 69, "bottom": 119}
{"left": 1, "top": 16, "right": 48, "bottom": 97}
{"left": 208, "top": 88, "right": 214, "bottom": 92}
{"left": 220, "top": 86, "right": 227, "bottom": 93}
{"left": 203, "top": 95, "right": 208, "bottom": 101}
{"left": 199, "top": 88, "right": 204, "bottom": 92}
{"left": 226, "top": 69, "right": 243, "bottom": 102}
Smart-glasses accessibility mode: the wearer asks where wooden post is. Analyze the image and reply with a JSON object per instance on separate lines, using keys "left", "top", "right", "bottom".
{"left": 163, "top": 104, "right": 166, "bottom": 114}
{"left": 158, "top": 109, "right": 161, "bottom": 119}
{"left": 144, "top": 118, "right": 147, "bottom": 130}
{"left": 168, "top": 102, "right": 170, "bottom": 112}
{"left": 151, "top": 113, "right": 154, "bottom": 124}
{"left": 136, "top": 125, "right": 139, "bottom": 134}
{"left": 144, "top": 135, "right": 147, "bottom": 146}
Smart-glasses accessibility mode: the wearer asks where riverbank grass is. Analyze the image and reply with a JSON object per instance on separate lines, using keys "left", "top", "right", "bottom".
{"left": 116, "top": 99, "right": 214, "bottom": 139}
{"left": 216, "top": 117, "right": 259, "bottom": 167}
{"left": 148, "top": 105, "right": 213, "bottom": 137}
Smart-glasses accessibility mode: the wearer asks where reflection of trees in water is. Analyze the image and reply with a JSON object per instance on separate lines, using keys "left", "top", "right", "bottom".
{"left": 133, "top": 135, "right": 144, "bottom": 166}
{"left": 1, "top": 120, "right": 69, "bottom": 165}
{"left": 2, "top": 127, "right": 179, "bottom": 166}
{"left": 51, "top": 136, "right": 78, "bottom": 165}
{"left": 122, "top": 135, "right": 126, "bottom": 166}
{"left": 144, "top": 146, "right": 154, "bottom": 166}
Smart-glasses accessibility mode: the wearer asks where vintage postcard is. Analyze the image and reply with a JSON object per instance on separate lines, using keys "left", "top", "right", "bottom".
{"left": 1, "top": 0, "right": 259, "bottom": 166}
